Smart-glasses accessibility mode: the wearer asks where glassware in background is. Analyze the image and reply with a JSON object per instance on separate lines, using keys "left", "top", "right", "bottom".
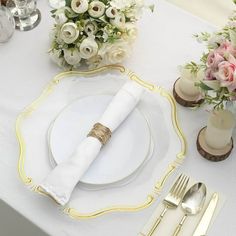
{"left": 0, "top": 3, "right": 15, "bottom": 43}
{"left": 6, "top": 0, "right": 41, "bottom": 31}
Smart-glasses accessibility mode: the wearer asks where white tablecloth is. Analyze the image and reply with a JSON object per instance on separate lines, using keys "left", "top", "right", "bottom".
{"left": 166, "top": 0, "right": 235, "bottom": 27}
{"left": 0, "top": 0, "right": 236, "bottom": 235}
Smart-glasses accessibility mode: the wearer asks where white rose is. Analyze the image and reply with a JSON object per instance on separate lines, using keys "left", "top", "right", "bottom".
{"left": 99, "top": 41, "right": 131, "bottom": 64}
{"left": 110, "top": 14, "right": 126, "bottom": 30}
{"left": 84, "top": 21, "right": 98, "bottom": 35}
{"left": 54, "top": 9, "right": 68, "bottom": 25}
{"left": 60, "top": 22, "right": 79, "bottom": 44}
{"left": 105, "top": 7, "right": 118, "bottom": 18}
{"left": 79, "top": 37, "right": 98, "bottom": 59}
{"left": 71, "top": 0, "right": 88, "bottom": 13}
{"left": 124, "top": 22, "right": 138, "bottom": 42}
{"left": 88, "top": 1, "right": 106, "bottom": 18}
{"left": 63, "top": 48, "right": 81, "bottom": 65}
{"left": 49, "top": 49, "right": 65, "bottom": 67}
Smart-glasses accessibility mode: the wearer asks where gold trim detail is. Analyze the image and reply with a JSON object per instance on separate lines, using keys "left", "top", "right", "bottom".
{"left": 15, "top": 65, "right": 187, "bottom": 219}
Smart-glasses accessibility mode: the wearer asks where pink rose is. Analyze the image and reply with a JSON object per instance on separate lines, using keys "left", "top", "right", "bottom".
{"left": 206, "top": 51, "right": 224, "bottom": 70}
{"left": 205, "top": 68, "right": 214, "bottom": 80}
{"left": 215, "top": 61, "right": 236, "bottom": 91}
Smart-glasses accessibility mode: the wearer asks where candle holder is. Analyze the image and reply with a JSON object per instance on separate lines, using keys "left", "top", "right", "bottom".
{"left": 6, "top": 0, "right": 41, "bottom": 31}
{"left": 197, "top": 127, "right": 234, "bottom": 162}
{"left": 173, "top": 78, "right": 204, "bottom": 107}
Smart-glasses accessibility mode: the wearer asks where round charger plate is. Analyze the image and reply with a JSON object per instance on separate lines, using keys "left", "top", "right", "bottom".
{"left": 48, "top": 94, "right": 153, "bottom": 187}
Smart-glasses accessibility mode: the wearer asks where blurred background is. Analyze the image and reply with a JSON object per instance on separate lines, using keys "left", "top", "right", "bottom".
{"left": 166, "top": 0, "right": 235, "bottom": 27}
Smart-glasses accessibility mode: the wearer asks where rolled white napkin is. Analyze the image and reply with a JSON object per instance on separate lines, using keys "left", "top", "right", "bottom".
{"left": 39, "top": 80, "right": 144, "bottom": 205}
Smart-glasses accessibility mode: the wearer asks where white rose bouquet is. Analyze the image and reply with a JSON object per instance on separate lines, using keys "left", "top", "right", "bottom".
{"left": 49, "top": 0, "right": 153, "bottom": 69}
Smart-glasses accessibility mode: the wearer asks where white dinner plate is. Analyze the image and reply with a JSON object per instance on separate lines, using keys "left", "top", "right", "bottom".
{"left": 48, "top": 94, "right": 153, "bottom": 187}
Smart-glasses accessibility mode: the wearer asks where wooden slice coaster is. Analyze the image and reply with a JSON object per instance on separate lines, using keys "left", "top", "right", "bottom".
{"left": 197, "top": 127, "right": 234, "bottom": 162}
{"left": 0, "top": 0, "right": 7, "bottom": 5}
{"left": 173, "top": 78, "right": 204, "bottom": 107}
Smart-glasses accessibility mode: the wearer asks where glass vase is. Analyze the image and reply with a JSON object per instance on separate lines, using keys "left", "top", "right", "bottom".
{"left": 0, "top": 4, "right": 15, "bottom": 43}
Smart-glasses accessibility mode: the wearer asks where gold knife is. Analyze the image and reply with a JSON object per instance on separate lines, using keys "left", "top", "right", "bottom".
{"left": 192, "top": 192, "right": 219, "bottom": 236}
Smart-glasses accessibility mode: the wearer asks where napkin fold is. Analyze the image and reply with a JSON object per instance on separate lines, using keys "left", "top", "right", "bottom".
{"left": 39, "top": 80, "right": 144, "bottom": 205}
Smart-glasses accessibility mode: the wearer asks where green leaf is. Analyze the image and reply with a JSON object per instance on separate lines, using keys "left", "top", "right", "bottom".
{"left": 51, "top": 9, "right": 57, "bottom": 14}
{"left": 65, "top": 0, "right": 71, "bottom": 7}
{"left": 65, "top": 9, "right": 79, "bottom": 18}
{"left": 149, "top": 4, "right": 155, "bottom": 13}
{"left": 198, "top": 82, "right": 214, "bottom": 91}
{"left": 185, "top": 61, "right": 200, "bottom": 75}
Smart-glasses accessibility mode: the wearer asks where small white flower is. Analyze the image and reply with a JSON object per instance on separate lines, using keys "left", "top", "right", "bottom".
{"left": 54, "top": 9, "right": 68, "bottom": 25}
{"left": 49, "top": 0, "right": 66, "bottom": 9}
{"left": 110, "top": 0, "right": 133, "bottom": 10}
{"left": 50, "top": 25, "right": 64, "bottom": 44}
{"left": 88, "top": 1, "right": 106, "bottom": 18}
{"left": 49, "top": 49, "right": 65, "bottom": 67}
{"left": 50, "top": 28, "right": 57, "bottom": 41}
{"left": 124, "top": 22, "right": 138, "bottom": 42}
{"left": 71, "top": 0, "right": 88, "bottom": 14}
{"left": 105, "top": 7, "right": 118, "bottom": 18}
{"left": 99, "top": 40, "right": 131, "bottom": 64}
{"left": 110, "top": 14, "right": 126, "bottom": 30}
{"left": 208, "top": 33, "right": 224, "bottom": 49}
{"left": 84, "top": 21, "right": 98, "bottom": 35}
{"left": 125, "top": 0, "right": 144, "bottom": 19}
{"left": 79, "top": 37, "right": 98, "bottom": 59}
{"left": 63, "top": 48, "right": 81, "bottom": 65}
{"left": 60, "top": 22, "right": 79, "bottom": 44}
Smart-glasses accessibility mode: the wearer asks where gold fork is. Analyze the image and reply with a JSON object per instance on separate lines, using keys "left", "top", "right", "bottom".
{"left": 146, "top": 174, "right": 189, "bottom": 236}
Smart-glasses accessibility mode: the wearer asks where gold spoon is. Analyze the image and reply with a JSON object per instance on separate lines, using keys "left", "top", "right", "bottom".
{"left": 172, "top": 182, "right": 207, "bottom": 236}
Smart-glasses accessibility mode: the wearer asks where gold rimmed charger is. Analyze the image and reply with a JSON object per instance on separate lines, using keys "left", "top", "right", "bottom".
{"left": 16, "top": 65, "right": 187, "bottom": 219}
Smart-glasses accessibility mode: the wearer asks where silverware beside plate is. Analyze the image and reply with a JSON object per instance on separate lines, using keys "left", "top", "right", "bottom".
{"left": 172, "top": 183, "right": 207, "bottom": 236}
{"left": 140, "top": 175, "right": 220, "bottom": 236}
{"left": 192, "top": 192, "right": 219, "bottom": 236}
{"left": 146, "top": 174, "right": 189, "bottom": 236}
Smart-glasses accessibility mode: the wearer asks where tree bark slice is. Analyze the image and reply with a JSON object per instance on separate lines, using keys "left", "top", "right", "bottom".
{"left": 173, "top": 78, "right": 204, "bottom": 107}
{"left": 0, "top": 0, "right": 7, "bottom": 5}
{"left": 197, "top": 127, "right": 234, "bottom": 162}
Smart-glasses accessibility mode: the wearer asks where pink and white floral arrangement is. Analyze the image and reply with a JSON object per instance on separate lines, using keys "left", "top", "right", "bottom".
{"left": 184, "top": 10, "right": 236, "bottom": 109}
{"left": 49, "top": 0, "right": 153, "bottom": 70}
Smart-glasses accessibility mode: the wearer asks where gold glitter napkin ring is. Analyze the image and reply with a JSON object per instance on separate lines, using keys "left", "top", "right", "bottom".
{"left": 87, "top": 123, "right": 112, "bottom": 146}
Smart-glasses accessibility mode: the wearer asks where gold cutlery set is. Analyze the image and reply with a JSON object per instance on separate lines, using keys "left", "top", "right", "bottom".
{"left": 141, "top": 174, "right": 219, "bottom": 236}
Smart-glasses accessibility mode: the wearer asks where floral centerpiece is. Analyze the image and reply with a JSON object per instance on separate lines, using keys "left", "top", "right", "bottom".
{"left": 49, "top": 0, "right": 153, "bottom": 69}
{"left": 183, "top": 7, "right": 236, "bottom": 109}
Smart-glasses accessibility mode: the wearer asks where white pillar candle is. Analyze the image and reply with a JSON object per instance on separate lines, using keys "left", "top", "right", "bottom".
{"left": 205, "top": 110, "right": 235, "bottom": 149}
{"left": 178, "top": 68, "right": 200, "bottom": 97}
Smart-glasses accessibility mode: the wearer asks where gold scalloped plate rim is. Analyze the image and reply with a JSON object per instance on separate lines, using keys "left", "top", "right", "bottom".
{"left": 15, "top": 65, "right": 187, "bottom": 220}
